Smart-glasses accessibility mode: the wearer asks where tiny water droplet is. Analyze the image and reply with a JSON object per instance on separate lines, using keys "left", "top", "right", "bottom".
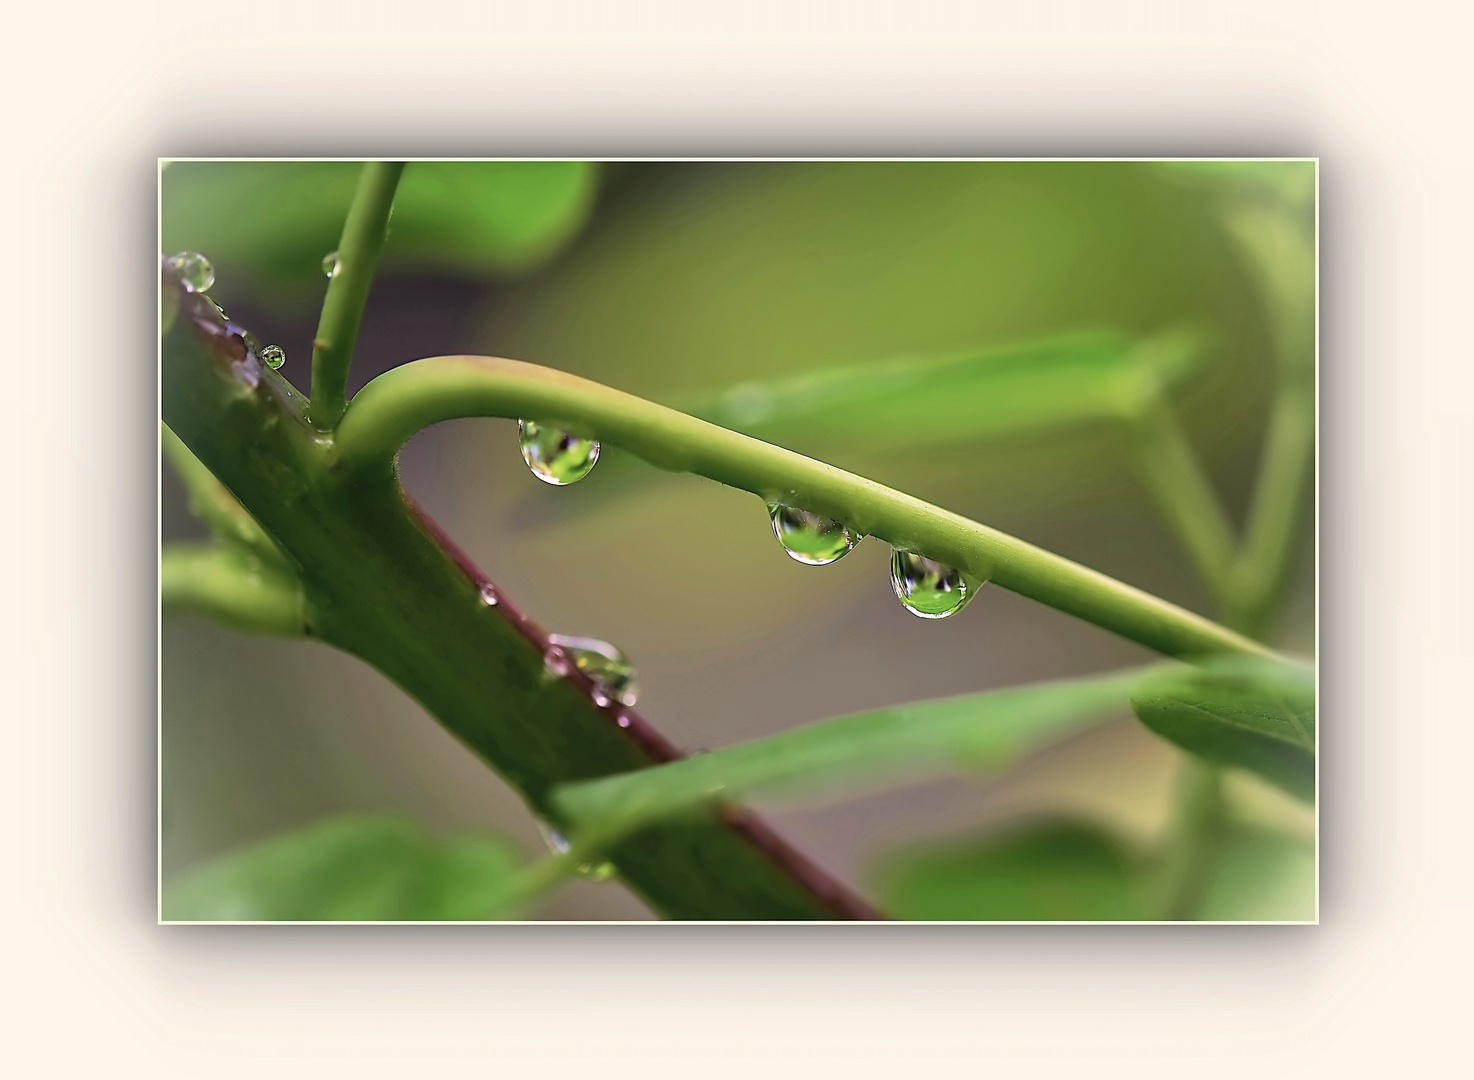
{"left": 167, "top": 251, "right": 215, "bottom": 293}
{"left": 322, "top": 250, "right": 340, "bottom": 278}
{"left": 544, "top": 645, "right": 571, "bottom": 677}
{"left": 538, "top": 822, "right": 571, "bottom": 855}
{"left": 478, "top": 583, "right": 499, "bottom": 607}
{"left": 519, "top": 420, "right": 600, "bottom": 486}
{"left": 890, "top": 549, "right": 975, "bottom": 620}
{"left": 547, "top": 634, "right": 640, "bottom": 706}
{"left": 615, "top": 712, "right": 631, "bottom": 728}
{"left": 768, "top": 504, "right": 861, "bottom": 565}
{"left": 259, "top": 344, "right": 286, "bottom": 370}
{"left": 537, "top": 823, "right": 614, "bottom": 881}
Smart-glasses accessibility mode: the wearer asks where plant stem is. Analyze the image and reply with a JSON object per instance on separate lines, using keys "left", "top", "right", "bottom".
{"left": 1152, "top": 758, "right": 1225, "bottom": 919}
{"left": 164, "top": 274, "right": 877, "bottom": 920}
{"left": 334, "top": 355, "right": 1273, "bottom": 662}
{"left": 1228, "top": 379, "right": 1314, "bottom": 638}
{"left": 161, "top": 544, "right": 304, "bottom": 637}
{"left": 1124, "top": 397, "right": 1238, "bottom": 608}
{"left": 309, "top": 161, "right": 405, "bottom": 429}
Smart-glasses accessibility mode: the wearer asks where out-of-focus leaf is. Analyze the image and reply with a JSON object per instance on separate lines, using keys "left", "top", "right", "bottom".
{"left": 685, "top": 327, "right": 1206, "bottom": 451}
{"left": 161, "top": 161, "right": 597, "bottom": 298}
{"left": 1131, "top": 658, "right": 1315, "bottom": 802}
{"left": 1198, "top": 822, "right": 1315, "bottom": 921}
{"left": 554, "top": 667, "right": 1150, "bottom": 833}
{"left": 873, "top": 820, "right": 1148, "bottom": 921}
{"left": 162, "top": 814, "right": 526, "bottom": 921}
{"left": 1156, "top": 161, "right": 1316, "bottom": 211}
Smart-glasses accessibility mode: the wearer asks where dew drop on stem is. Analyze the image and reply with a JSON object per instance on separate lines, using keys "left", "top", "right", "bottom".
{"left": 890, "top": 549, "right": 977, "bottom": 619}
{"left": 537, "top": 822, "right": 614, "bottom": 882}
{"left": 167, "top": 251, "right": 215, "bottom": 294}
{"left": 322, "top": 250, "right": 340, "bottom": 278}
{"left": 547, "top": 633, "right": 639, "bottom": 707}
{"left": 768, "top": 504, "right": 861, "bottom": 565}
{"left": 259, "top": 344, "right": 286, "bottom": 370}
{"left": 518, "top": 420, "right": 600, "bottom": 486}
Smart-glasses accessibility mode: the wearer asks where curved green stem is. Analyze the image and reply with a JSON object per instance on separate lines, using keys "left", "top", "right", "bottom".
{"left": 310, "top": 161, "right": 406, "bottom": 429}
{"left": 333, "top": 355, "right": 1272, "bottom": 662}
{"left": 161, "top": 544, "right": 305, "bottom": 637}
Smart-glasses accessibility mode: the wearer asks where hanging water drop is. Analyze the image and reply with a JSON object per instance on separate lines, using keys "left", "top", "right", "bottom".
{"left": 537, "top": 822, "right": 614, "bottom": 881}
{"left": 547, "top": 634, "right": 640, "bottom": 707}
{"left": 518, "top": 420, "right": 600, "bottom": 486}
{"left": 478, "top": 583, "right": 499, "bottom": 607}
{"left": 167, "top": 251, "right": 215, "bottom": 293}
{"left": 259, "top": 344, "right": 286, "bottom": 370}
{"left": 322, "top": 250, "right": 340, "bottom": 278}
{"left": 890, "top": 549, "right": 976, "bottom": 619}
{"left": 768, "top": 504, "right": 861, "bottom": 565}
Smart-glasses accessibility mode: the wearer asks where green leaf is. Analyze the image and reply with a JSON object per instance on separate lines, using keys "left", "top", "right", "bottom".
{"left": 162, "top": 814, "right": 527, "bottom": 921}
{"left": 553, "top": 667, "right": 1151, "bottom": 834}
{"left": 1131, "top": 658, "right": 1315, "bottom": 802}
{"left": 684, "top": 326, "right": 1207, "bottom": 451}
{"left": 1198, "top": 822, "right": 1315, "bottom": 921}
{"left": 161, "top": 161, "right": 598, "bottom": 298}
{"left": 873, "top": 820, "right": 1149, "bottom": 921}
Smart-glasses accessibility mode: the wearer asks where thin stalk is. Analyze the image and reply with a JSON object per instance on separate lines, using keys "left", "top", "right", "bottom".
{"left": 1124, "top": 397, "right": 1239, "bottom": 607}
{"left": 162, "top": 423, "right": 289, "bottom": 568}
{"left": 333, "top": 355, "right": 1272, "bottom": 662}
{"left": 161, "top": 544, "right": 304, "bottom": 637}
{"left": 1228, "top": 380, "right": 1314, "bottom": 637}
{"left": 309, "top": 161, "right": 405, "bottom": 429}
{"left": 1151, "top": 758, "right": 1225, "bottom": 919}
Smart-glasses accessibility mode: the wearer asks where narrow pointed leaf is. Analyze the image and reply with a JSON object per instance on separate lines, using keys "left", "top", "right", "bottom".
{"left": 554, "top": 667, "right": 1155, "bottom": 833}
{"left": 685, "top": 327, "right": 1206, "bottom": 450}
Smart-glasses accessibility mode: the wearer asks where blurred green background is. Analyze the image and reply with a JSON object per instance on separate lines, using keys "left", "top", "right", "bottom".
{"left": 161, "top": 161, "right": 1314, "bottom": 919}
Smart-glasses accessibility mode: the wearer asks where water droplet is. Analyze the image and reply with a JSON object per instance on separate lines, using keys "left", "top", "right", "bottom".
{"left": 544, "top": 645, "right": 571, "bottom": 677}
{"left": 518, "top": 420, "right": 600, "bottom": 486}
{"left": 547, "top": 634, "right": 639, "bottom": 706}
{"left": 768, "top": 504, "right": 861, "bottom": 565}
{"left": 322, "top": 250, "right": 340, "bottom": 278}
{"left": 537, "top": 823, "right": 614, "bottom": 881}
{"left": 259, "top": 344, "right": 286, "bottom": 370}
{"left": 890, "top": 549, "right": 975, "bottom": 619}
{"left": 167, "top": 252, "right": 215, "bottom": 293}
{"left": 478, "top": 583, "right": 499, "bottom": 607}
{"left": 538, "top": 822, "right": 571, "bottom": 855}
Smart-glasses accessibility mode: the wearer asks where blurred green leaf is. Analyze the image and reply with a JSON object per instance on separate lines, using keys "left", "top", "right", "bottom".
{"left": 161, "top": 161, "right": 598, "bottom": 299}
{"left": 1131, "top": 658, "right": 1315, "bottom": 802}
{"left": 162, "top": 814, "right": 526, "bottom": 921}
{"left": 1198, "top": 822, "right": 1315, "bottom": 921}
{"left": 873, "top": 820, "right": 1148, "bottom": 921}
{"left": 685, "top": 326, "right": 1206, "bottom": 451}
{"left": 554, "top": 667, "right": 1150, "bottom": 833}
{"left": 1156, "top": 161, "right": 1315, "bottom": 212}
